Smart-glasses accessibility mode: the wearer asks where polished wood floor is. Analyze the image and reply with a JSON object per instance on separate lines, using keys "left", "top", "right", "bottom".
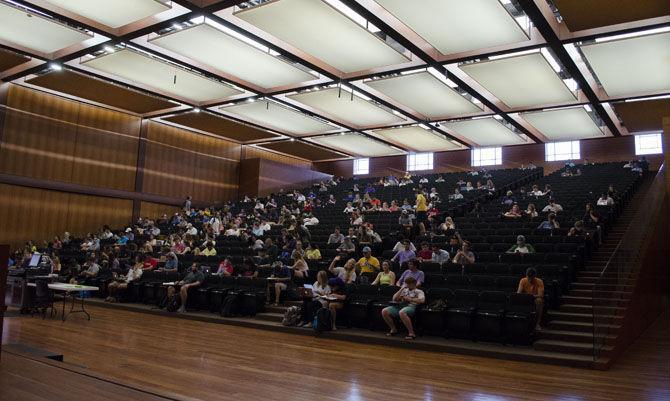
{"left": 2, "top": 305, "right": 670, "bottom": 401}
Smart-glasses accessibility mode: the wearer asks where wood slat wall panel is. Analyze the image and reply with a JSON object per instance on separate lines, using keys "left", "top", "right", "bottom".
{"left": 65, "top": 194, "right": 132, "bottom": 238}
{"left": 244, "top": 145, "right": 312, "bottom": 168}
{"left": 140, "top": 201, "right": 180, "bottom": 220}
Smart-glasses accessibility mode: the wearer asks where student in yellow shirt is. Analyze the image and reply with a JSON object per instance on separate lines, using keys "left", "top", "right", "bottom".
{"left": 357, "top": 246, "right": 380, "bottom": 274}
{"left": 305, "top": 243, "right": 322, "bottom": 261}
{"left": 202, "top": 242, "right": 217, "bottom": 257}
{"left": 415, "top": 189, "right": 428, "bottom": 233}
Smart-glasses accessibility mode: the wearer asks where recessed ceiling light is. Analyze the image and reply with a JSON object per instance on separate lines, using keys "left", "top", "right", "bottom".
{"left": 103, "top": 45, "right": 115, "bottom": 53}
{"left": 49, "top": 63, "right": 62, "bottom": 71}
{"left": 194, "top": 108, "right": 201, "bottom": 113}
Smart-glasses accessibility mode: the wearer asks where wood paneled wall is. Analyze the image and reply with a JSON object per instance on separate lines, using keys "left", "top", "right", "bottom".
{"left": 142, "top": 121, "right": 240, "bottom": 205}
{"left": 243, "top": 145, "right": 312, "bottom": 169}
{"left": 314, "top": 136, "right": 665, "bottom": 178}
{"left": 0, "top": 85, "right": 140, "bottom": 191}
{"left": 0, "top": 183, "right": 132, "bottom": 249}
{"left": 139, "top": 201, "right": 181, "bottom": 220}
{"left": 239, "top": 158, "right": 332, "bottom": 197}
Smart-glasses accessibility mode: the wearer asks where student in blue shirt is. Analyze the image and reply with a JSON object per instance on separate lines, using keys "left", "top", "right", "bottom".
{"left": 266, "top": 261, "right": 292, "bottom": 306}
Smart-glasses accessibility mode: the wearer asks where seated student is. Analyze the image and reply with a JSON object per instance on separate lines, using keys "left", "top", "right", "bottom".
{"left": 568, "top": 220, "right": 587, "bottom": 237}
{"left": 583, "top": 203, "right": 601, "bottom": 228}
{"left": 381, "top": 276, "right": 425, "bottom": 340}
{"left": 327, "top": 278, "right": 347, "bottom": 331}
{"left": 398, "top": 210, "right": 414, "bottom": 237}
{"left": 290, "top": 254, "right": 309, "bottom": 284}
{"left": 537, "top": 213, "right": 560, "bottom": 230}
{"left": 452, "top": 188, "right": 464, "bottom": 200}
{"left": 392, "top": 239, "right": 417, "bottom": 252}
{"left": 337, "top": 236, "right": 356, "bottom": 255}
{"left": 106, "top": 262, "right": 143, "bottom": 302}
{"left": 431, "top": 244, "right": 451, "bottom": 264}
{"left": 267, "top": 261, "right": 292, "bottom": 306}
{"left": 328, "top": 255, "right": 357, "bottom": 284}
{"left": 525, "top": 203, "right": 538, "bottom": 219}
{"left": 542, "top": 198, "right": 563, "bottom": 213}
{"left": 215, "top": 257, "right": 234, "bottom": 276}
{"left": 239, "top": 257, "right": 258, "bottom": 278}
{"left": 518, "top": 267, "right": 544, "bottom": 331}
{"left": 391, "top": 240, "right": 416, "bottom": 266}
{"left": 162, "top": 252, "right": 179, "bottom": 272}
{"left": 529, "top": 185, "right": 544, "bottom": 197}
{"left": 72, "top": 257, "right": 100, "bottom": 284}
{"left": 396, "top": 259, "right": 425, "bottom": 288}
{"left": 372, "top": 260, "right": 396, "bottom": 286}
{"left": 506, "top": 235, "right": 536, "bottom": 254}
{"left": 357, "top": 246, "right": 380, "bottom": 275}
{"left": 305, "top": 243, "right": 322, "bottom": 261}
{"left": 416, "top": 243, "right": 433, "bottom": 262}
{"left": 596, "top": 193, "right": 614, "bottom": 206}
{"left": 169, "top": 263, "right": 205, "bottom": 313}
{"left": 501, "top": 190, "right": 516, "bottom": 206}
{"left": 202, "top": 242, "right": 217, "bottom": 257}
{"left": 300, "top": 270, "right": 331, "bottom": 327}
{"left": 452, "top": 241, "right": 475, "bottom": 265}
{"left": 328, "top": 227, "right": 345, "bottom": 244}
{"left": 504, "top": 204, "right": 523, "bottom": 218}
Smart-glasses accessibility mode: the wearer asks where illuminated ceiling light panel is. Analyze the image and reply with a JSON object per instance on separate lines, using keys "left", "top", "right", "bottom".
{"left": 288, "top": 87, "right": 406, "bottom": 127}
{"left": 82, "top": 49, "right": 242, "bottom": 102}
{"left": 150, "top": 23, "right": 316, "bottom": 89}
{"left": 579, "top": 32, "right": 670, "bottom": 98}
{"left": 373, "top": 126, "right": 462, "bottom": 152}
{"left": 0, "top": 2, "right": 92, "bottom": 54}
{"left": 234, "top": 0, "right": 408, "bottom": 73}
{"left": 309, "top": 133, "right": 401, "bottom": 157}
{"left": 521, "top": 107, "right": 604, "bottom": 140}
{"left": 43, "top": 0, "right": 171, "bottom": 28}
{"left": 460, "top": 52, "right": 576, "bottom": 108}
{"left": 444, "top": 117, "right": 527, "bottom": 146}
{"left": 365, "top": 71, "right": 482, "bottom": 119}
{"left": 373, "top": 0, "right": 529, "bottom": 55}
{"left": 220, "top": 100, "right": 334, "bottom": 136}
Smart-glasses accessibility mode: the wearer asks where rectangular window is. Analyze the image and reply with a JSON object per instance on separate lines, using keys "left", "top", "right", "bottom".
{"left": 407, "top": 152, "right": 434, "bottom": 171}
{"left": 635, "top": 133, "right": 663, "bottom": 155}
{"left": 545, "top": 140, "right": 580, "bottom": 161}
{"left": 353, "top": 158, "right": 369, "bottom": 175}
{"left": 471, "top": 147, "right": 502, "bottom": 167}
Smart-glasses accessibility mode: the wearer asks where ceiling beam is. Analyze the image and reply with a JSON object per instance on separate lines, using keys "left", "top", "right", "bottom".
{"left": 517, "top": 0, "right": 621, "bottom": 137}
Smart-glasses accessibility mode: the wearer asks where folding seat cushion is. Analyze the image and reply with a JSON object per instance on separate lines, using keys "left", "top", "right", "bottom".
{"left": 533, "top": 243, "right": 554, "bottom": 253}
{"left": 490, "top": 243, "right": 509, "bottom": 253}
{"left": 466, "top": 235, "right": 485, "bottom": 244}
{"left": 444, "top": 263, "right": 464, "bottom": 275}
{"left": 445, "top": 274, "right": 470, "bottom": 290}
{"left": 195, "top": 274, "right": 221, "bottom": 310}
{"left": 471, "top": 243, "right": 490, "bottom": 252}
{"left": 514, "top": 228, "right": 531, "bottom": 236}
{"left": 470, "top": 275, "right": 496, "bottom": 291}
{"left": 425, "top": 274, "right": 446, "bottom": 289}
{"left": 496, "top": 228, "right": 513, "bottom": 236}
{"left": 421, "top": 262, "right": 442, "bottom": 274}
{"left": 464, "top": 263, "right": 485, "bottom": 275}
{"left": 486, "top": 263, "right": 510, "bottom": 276}
{"left": 523, "top": 253, "right": 546, "bottom": 264}
{"left": 346, "top": 284, "right": 379, "bottom": 329}
{"left": 495, "top": 276, "right": 519, "bottom": 292}
{"left": 473, "top": 291, "right": 507, "bottom": 341}
{"left": 504, "top": 293, "right": 536, "bottom": 344}
{"left": 370, "top": 285, "right": 401, "bottom": 331}
{"left": 445, "top": 289, "right": 478, "bottom": 338}
{"left": 476, "top": 252, "right": 498, "bottom": 263}
{"left": 555, "top": 243, "right": 578, "bottom": 254}
{"left": 419, "top": 288, "right": 453, "bottom": 336}
{"left": 486, "top": 235, "right": 505, "bottom": 244}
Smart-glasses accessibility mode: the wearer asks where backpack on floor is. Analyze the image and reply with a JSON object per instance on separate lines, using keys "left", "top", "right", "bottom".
{"left": 220, "top": 293, "right": 240, "bottom": 317}
{"left": 313, "top": 307, "right": 332, "bottom": 333}
{"left": 282, "top": 305, "right": 302, "bottom": 326}
{"left": 160, "top": 295, "right": 180, "bottom": 313}
{"left": 240, "top": 292, "right": 264, "bottom": 317}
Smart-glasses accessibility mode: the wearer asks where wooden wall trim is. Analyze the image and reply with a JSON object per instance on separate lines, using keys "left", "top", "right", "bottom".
{"left": 132, "top": 119, "right": 150, "bottom": 221}
{"left": 0, "top": 244, "right": 8, "bottom": 362}
{"left": 0, "top": 83, "right": 8, "bottom": 148}
{"left": 0, "top": 172, "right": 186, "bottom": 207}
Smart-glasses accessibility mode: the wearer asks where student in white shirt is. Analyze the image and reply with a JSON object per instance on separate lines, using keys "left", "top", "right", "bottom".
{"left": 381, "top": 277, "right": 425, "bottom": 340}
{"left": 542, "top": 199, "right": 563, "bottom": 213}
{"left": 596, "top": 193, "right": 614, "bottom": 206}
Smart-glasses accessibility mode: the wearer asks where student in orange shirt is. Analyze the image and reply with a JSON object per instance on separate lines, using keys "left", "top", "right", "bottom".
{"left": 517, "top": 267, "right": 545, "bottom": 331}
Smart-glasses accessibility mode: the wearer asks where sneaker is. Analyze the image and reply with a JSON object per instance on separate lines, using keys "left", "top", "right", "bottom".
{"left": 177, "top": 307, "right": 186, "bottom": 313}
{"left": 535, "top": 324, "right": 542, "bottom": 331}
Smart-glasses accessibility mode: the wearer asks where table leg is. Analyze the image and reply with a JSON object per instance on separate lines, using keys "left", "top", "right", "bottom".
{"left": 61, "top": 292, "right": 67, "bottom": 322}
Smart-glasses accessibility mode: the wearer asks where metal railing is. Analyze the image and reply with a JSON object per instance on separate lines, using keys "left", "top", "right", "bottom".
{"left": 592, "top": 164, "right": 666, "bottom": 361}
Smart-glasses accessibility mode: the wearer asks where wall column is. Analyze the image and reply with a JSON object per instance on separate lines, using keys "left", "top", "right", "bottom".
{"left": 663, "top": 117, "right": 670, "bottom": 195}
{"left": 132, "top": 119, "right": 150, "bottom": 221}
{"left": 0, "top": 82, "right": 9, "bottom": 150}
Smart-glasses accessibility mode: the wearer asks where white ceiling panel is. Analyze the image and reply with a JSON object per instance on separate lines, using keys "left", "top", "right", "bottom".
{"left": 579, "top": 32, "right": 670, "bottom": 98}
{"left": 220, "top": 100, "right": 335, "bottom": 136}
{"left": 365, "top": 71, "right": 482, "bottom": 119}
{"left": 309, "top": 133, "right": 401, "bottom": 157}
{"left": 521, "top": 107, "right": 605, "bottom": 140}
{"left": 43, "top": 0, "right": 171, "bottom": 28}
{"left": 372, "top": 126, "right": 462, "bottom": 152}
{"left": 0, "top": 2, "right": 92, "bottom": 54}
{"left": 234, "top": 0, "right": 409, "bottom": 73}
{"left": 374, "top": 0, "right": 528, "bottom": 55}
{"left": 287, "top": 87, "right": 405, "bottom": 127}
{"left": 81, "top": 49, "right": 242, "bottom": 103}
{"left": 460, "top": 52, "right": 577, "bottom": 109}
{"left": 150, "top": 23, "right": 317, "bottom": 89}
{"left": 444, "top": 117, "right": 528, "bottom": 147}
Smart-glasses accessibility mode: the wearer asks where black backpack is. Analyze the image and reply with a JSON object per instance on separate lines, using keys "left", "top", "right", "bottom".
{"left": 220, "top": 293, "right": 240, "bottom": 317}
{"left": 313, "top": 307, "right": 332, "bottom": 334}
{"left": 160, "top": 295, "right": 180, "bottom": 312}
{"left": 239, "top": 292, "right": 264, "bottom": 317}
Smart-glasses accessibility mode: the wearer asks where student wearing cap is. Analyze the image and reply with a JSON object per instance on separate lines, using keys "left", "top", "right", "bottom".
{"left": 356, "top": 246, "right": 380, "bottom": 274}
{"left": 506, "top": 235, "right": 536, "bottom": 254}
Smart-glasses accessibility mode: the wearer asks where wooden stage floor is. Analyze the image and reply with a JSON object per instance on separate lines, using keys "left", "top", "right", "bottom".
{"left": 2, "top": 304, "right": 670, "bottom": 401}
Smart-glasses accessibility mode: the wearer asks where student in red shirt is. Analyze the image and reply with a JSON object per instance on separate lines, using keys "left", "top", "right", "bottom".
{"left": 417, "top": 243, "right": 433, "bottom": 262}
{"left": 142, "top": 254, "right": 158, "bottom": 271}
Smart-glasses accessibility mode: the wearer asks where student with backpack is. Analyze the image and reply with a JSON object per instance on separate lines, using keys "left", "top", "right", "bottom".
{"left": 316, "top": 278, "right": 346, "bottom": 332}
